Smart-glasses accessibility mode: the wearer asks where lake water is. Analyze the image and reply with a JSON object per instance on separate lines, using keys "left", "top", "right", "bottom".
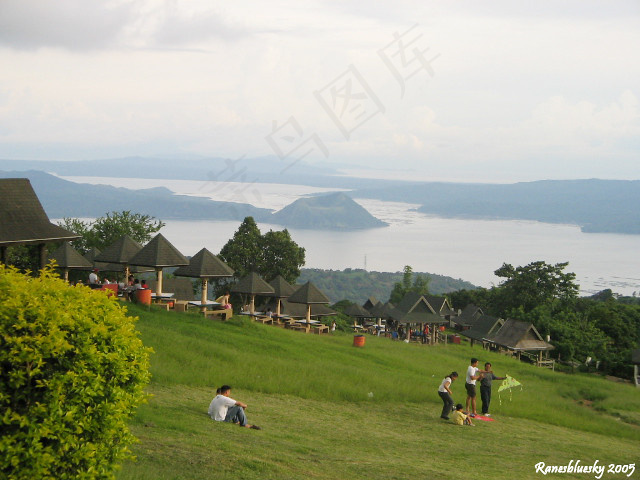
{"left": 60, "top": 175, "right": 640, "bottom": 296}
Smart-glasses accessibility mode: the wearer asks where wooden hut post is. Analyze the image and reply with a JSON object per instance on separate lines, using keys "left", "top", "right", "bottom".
{"left": 201, "top": 278, "right": 208, "bottom": 304}
{"left": 0, "top": 246, "right": 7, "bottom": 265}
{"left": 156, "top": 268, "right": 163, "bottom": 296}
{"left": 38, "top": 243, "right": 47, "bottom": 270}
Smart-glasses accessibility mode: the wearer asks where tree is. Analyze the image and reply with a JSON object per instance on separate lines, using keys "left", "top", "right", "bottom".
{"left": 262, "top": 229, "right": 306, "bottom": 283}
{"left": 492, "top": 261, "right": 579, "bottom": 315}
{"left": 218, "top": 217, "right": 264, "bottom": 278}
{"left": 58, "top": 211, "right": 164, "bottom": 254}
{"left": 218, "top": 217, "right": 306, "bottom": 284}
{"left": 0, "top": 265, "right": 151, "bottom": 479}
{"left": 389, "top": 265, "right": 430, "bottom": 304}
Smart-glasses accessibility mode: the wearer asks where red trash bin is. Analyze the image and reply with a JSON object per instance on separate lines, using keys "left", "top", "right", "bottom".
{"left": 353, "top": 335, "right": 366, "bottom": 347}
{"left": 135, "top": 289, "right": 151, "bottom": 305}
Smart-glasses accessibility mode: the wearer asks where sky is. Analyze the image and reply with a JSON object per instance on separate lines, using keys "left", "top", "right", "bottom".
{"left": 0, "top": 0, "right": 639, "bottom": 182}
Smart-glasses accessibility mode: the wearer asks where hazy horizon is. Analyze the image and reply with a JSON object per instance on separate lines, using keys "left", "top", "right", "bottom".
{"left": 1, "top": 1, "right": 639, "bottom": 183}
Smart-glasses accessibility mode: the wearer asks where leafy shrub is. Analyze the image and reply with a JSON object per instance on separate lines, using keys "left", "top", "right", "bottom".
{"left": 0, "top": 265, "right": 151, "bottom": 479}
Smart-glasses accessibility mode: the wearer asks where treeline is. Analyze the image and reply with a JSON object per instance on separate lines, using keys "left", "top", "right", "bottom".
{"left": 298, "top": 268, "right": 476, "bottom": 304}
{"left": 448, "top": 262, "right": 640, "bottom": 378}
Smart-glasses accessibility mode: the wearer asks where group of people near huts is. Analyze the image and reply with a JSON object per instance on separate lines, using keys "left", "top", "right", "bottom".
{"left": 438, "top": 357, "right": 506, "bottom": 426}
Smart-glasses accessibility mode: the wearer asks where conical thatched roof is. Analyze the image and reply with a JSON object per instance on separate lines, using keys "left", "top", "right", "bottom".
{"left": 128, "top": 234, "right": 188, "bottom": 268}
{"left": 48, "top": 242, "right": 93, "bottom": 269}
{"left": 288, "top": 281, "right": 329, "bottom": 305}
{"left": 95, "top": 235, "right": 143, "bottom": 264}
{"left": 267, "top": 275, "right": 295, "bottom": 298}
{"left": 231, "top": 272, "right": 275, "bottom": 295}
{"left": 0, "top": 178, "right": 79, "bottom": 247}
{"left": 368, "top": 301, "right": 386, "bottom": 317}
{"left": 344, "top": 303, "right": 371, "bottom": 317}
{"left": 173, "top": 248, "right": 234, "bottom": 278}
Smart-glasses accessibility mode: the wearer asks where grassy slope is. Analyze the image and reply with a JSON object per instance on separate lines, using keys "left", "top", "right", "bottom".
{"left": 117, "top": 305, "right": 640, "bottom": 480}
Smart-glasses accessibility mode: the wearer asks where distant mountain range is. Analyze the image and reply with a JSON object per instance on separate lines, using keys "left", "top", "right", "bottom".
{"left": 353, "top": 179, "right": 640, "bottom": 234}
{"left": 1, "top": 156, "right": 639, "bottom": 234}
{"left": 0, "top": 170, "right": 387, "bottom": 230}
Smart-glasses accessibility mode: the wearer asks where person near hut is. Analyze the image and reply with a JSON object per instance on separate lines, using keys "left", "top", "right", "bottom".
{"left": 451, "top": 403, "right": 475, "bottom": 426}
{"left": 438, "top": 371, "right": 458, "bottom": 420}
{"left": 88, "top": 268, "right": 100, "bottom": 286}
{"left": 208, "top": 385, "right": 261, "bottom": 430}
{"left": 480, "top": 362, "right": 506, "bottom": 416}
{"left": 465, "top": 358, "right": 487, "bottom": 417}
{"left": 422, "top": 323, "right": 430, "bottom": 344}
{"left": 330, "top": 320, "right": 336, "bottom": 333}
{"left": 220, "top": 292, "right": 232, "bottom": 310}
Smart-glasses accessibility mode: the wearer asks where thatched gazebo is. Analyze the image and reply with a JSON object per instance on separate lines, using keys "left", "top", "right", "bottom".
{"left": 231, "top": 272, "right": 275, "bottom": 314}
{"left": 488, "top": 319, "right": 555, "bottom": 366}
{"left": 173, "top": 248, "right": 234, "bottom": 310}
{"left": 48, "top": 241, "right": 93, "bottom": 282}
{"left": 266, "top": 275, "right": 296, "bottom": 317}
{"left": 128, "top": 234, "right": 188, "bottom": 297}
{"left": 288, "top": 281, "right": 330, "bottom": 328}
{"left": 459, "top": 315, "right": 505, "bottom": 348}
{"left": 0, "top": 178, "right": 79, "bottom": 268}
{"left": 94, "top": 236, "right": 144, "bottom": 284}
{"left": 388, "top": 292, "right": 447, "bottom": 343}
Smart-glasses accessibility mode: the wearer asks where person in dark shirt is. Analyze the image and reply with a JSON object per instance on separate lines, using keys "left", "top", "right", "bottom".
{"left": 480, "top": 362, "right": 506, "bottom": 416}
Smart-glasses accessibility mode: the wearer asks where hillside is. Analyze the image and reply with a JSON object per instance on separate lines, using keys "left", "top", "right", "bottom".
{"left": 0, "top": 171, "right": 385, "bottom": 231}
{"left": 298, "top": 267, "right": 477, "bottom": 304}
{"left": 0, "top": 170, "right": 271, "bottom": 221}
{"left": 116, "top": 304, "right": 640, "bottom": 480}
{"left": 355, "top": 179, "right": 640, "bottom": 234}
{"left": 271, "top": 192, "right": 387, "bottom": 230}
{"left": 1, "top": 158, "right": 639, "bottom": 234}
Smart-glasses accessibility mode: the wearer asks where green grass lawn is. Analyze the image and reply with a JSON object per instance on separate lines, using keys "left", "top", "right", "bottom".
{"left": 116, "top": 305, "right": 640, "bottom": 480}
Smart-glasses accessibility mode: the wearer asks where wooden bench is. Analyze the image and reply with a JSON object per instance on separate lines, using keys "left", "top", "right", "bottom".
{"left": 312, "top": 324, "right": 329, "bottom": 334}
{"left": 254, "top": 315, "right": 274, "bottom": 324}
{"left": 203, "top": 308, "right": 233, "bottom": 321}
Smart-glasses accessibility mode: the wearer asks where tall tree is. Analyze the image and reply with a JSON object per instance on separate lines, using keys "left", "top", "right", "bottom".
{"left": 218, "top": 217, "right": 265, "bottom": 278}
{"left": 493, "top": 260, "right": 579, "bottom": 316}
{"left": 219, "top": 218, "right": 306, "bottom": 284}
{"left": 389, "top": 265, "right": 430, "bottom": 304}
{"left": 262, "top": 229, "right": 305, "bottom": 284}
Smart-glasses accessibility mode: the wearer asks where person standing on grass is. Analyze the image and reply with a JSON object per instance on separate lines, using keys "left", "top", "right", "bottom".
{"left": 465, "top": 358, "right": 487, "bottom": 417}
{"left": 438, "top": 372, "right": 458, "bottom": 420}
{"left": 208, "top": 385, "right": 261, "bottom": 430}
{"left": 480, "top": 362, "right": 506, "bottom": 416}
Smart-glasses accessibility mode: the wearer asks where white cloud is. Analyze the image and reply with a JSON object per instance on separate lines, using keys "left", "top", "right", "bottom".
{"left": 0, "top": 0, "right": 134, "bottom": 50}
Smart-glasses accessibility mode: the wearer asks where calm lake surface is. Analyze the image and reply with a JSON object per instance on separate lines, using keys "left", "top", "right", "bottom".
{"left": 62, "top": 176, "right": 640, "bottom": 296}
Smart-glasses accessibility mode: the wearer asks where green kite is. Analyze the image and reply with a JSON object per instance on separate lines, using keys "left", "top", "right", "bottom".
{"left": 498, "top": 374, "right": 523, "bottom": 405}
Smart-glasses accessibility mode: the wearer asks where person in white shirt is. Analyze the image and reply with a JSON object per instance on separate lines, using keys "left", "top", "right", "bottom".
{"left": 208, "top": 385, "right": 260, "bottom": 430}
{"left": 437, "top": 371, "right": 458, "bottom": 420}
{"left": 88, "top": 269, "right": 99, "bottom": 285}
{"left": 465, "top": 358, "right": 487, "bottom": 417}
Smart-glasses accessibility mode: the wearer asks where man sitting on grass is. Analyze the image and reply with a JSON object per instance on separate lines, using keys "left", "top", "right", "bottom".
{"left": 208, "top": 385, "right": 261, "bottom": 430}
{"left": 451, "top": 404, "right": 475, "bottom": 426}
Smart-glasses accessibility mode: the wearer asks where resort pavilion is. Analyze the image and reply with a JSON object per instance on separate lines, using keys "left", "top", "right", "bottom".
{"left": 0, "top": 178, "right": 79, "bottom": 268}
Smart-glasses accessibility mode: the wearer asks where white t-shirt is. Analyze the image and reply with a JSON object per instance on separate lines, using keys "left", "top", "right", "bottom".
{"left": 208, "top": 394, "right": 237, "bottom": 421}
{"left": 466, "top": 365, "right": 478, "bottom": 385}
{"left": 438, "top": 376, "right": 452, "bottom": 393}
{"left": 89, "top": 272, "right": 98, "bottom": 284}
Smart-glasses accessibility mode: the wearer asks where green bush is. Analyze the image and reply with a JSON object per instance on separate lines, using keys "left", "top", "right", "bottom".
{"left": 0, "top": 265, "right": 151, "bottom": 479}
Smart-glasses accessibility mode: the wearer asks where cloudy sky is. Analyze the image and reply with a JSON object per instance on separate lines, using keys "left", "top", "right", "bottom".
{"left": 1, "top": 0, "right": 639, "bottom": 182}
